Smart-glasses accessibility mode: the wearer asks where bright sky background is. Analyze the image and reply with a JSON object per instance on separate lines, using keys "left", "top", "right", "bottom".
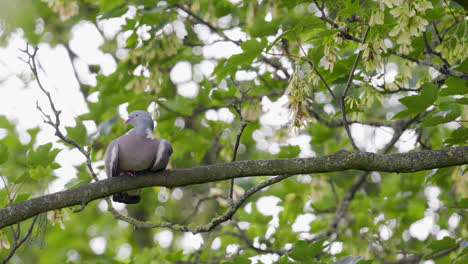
{"left": 0, "top": 5, "right": 457, "bottom": 263}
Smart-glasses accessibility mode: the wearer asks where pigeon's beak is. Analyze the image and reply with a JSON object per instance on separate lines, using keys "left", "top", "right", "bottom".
{"left": 124, "top": 119, "right": 130, "bottom": 124}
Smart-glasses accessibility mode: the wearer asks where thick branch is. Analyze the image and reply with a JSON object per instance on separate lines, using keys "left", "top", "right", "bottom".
{"left": 1, "top": 147, "right": 467, "bottom": 229}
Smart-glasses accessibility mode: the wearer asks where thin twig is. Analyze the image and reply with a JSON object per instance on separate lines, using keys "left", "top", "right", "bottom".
{"left": 20, "top": 44, "right": 99, "bottom": 183}
{"left": 443, "top": 0, "right": 459, "bottom": 23}
{"left": 309, "top": 110, "right": 428, "bottom": 243}
{"left": 229, "top": 77, "right": 250, "bottom": 200}
{"left": 1, "top": 216, "right": 39, "bottom": 264}
{"left": 422, "top": 31, "right": 451, "bottom": 67}
{"left": 328, "top": 177, "right": 339, "bottom": 204}
{"left": 292, "top": 31, "right": 338, "bottom": 103}
{"left": 382, "top": 243, "right": 460, "bottom": 264}
{"left": 106, "top": 174, "right": 293, "bottom": 232}
{"left": 374, "top": 83, "right": 422, "bottom": 94}
{"left": 388, "top": 49, "right": 468, "bottom": 80}
{"left": 233, "top": 222, "right": 286, "bottom": 255}
{"left": 340, "top": 26, "right": 370, "bottom": 152}
{"left": 156, "top": 100, "right": 190, "bottom": 117}
{"left": 179, "top": 195, "right": 224, "bottom": 224}
{"left": 310, "top": 6, "right": 468, "bottom": 80}
{"left": 69, "top": 202, "right": 86, "bottom": 213}
{"left": 175, "top": 3, "right": 291, "bottom": 79}
{"left": 431, "top": 22, "right": 443, "bottom": 44}
{"left": 441, "top": 21, "right": 458, "bottom": 41}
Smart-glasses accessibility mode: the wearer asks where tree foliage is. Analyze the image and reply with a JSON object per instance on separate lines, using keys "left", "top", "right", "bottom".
{"left": 0, "top": 0, "right": 467, "bottom": 263}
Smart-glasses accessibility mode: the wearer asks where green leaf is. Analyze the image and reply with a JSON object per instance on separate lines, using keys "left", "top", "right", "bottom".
{"left": 400, "top": 83, "right": 438, "bottom": 111}
{"left": 28, "top": 143, "right": 61, "bottom": 167}
{"left": 14, "top": 171, "right": 28, "bottom": 184}
{"left": 420, "top": 115, "right": 447, "bottom": 127}
{"left": 225, "top": 257, "right": 251, "bottom": 264}
{"left": 457, "top": 198, "right": 468, "bottom": 208}
{"left": 279, "top": 0, "right": 302, "bottom": 8}
{"left": 126, "top": 32, "right": 138, "bottom": 49}
{"left": 249, "top": 17, "right": 281, "bottom": 38}
{"left": 289, "top": 240, "right": 310, "bottom": 262}
{"left": 392, "top": 109, "right": 413, "bottom": 119}
{"left": 426, "top": 167, "right": 452, "bottom": 185}
{"left": 214, "top": 0, "right": 233, "bottom": 18}
{"left": 309, "top": 219, "right": 328, "bottom": 233}
{"left": 440, "top": 77, "right": 467, "bottom": 96}
{"left": 65, "top": 122, "right": 87, "bottom": 146}
{"left": 164, "top": 250, "right": 183, "bottom": 262}
{"left": 28, "top": 143, "right": 51, "bottom": 166}
{"left": 394, "top": 83, "right": 438, "bottom": 118}
{"left": 76, "top": 164, "right": 91, "bottom": 180}
{"left": 294, "top": 14, "right": 323, "bottom": 33}
{"left": 289, "top": 239, "right": 326, "bottom": 262}
{"left": 214, "top": 38, "right": 267, "bottom": 81}
{"left": 100, "top": 4, "right": 128, "bottom": 19}
{"left": 278, "top": 145, "right": 300, "bottom": 158}
{"left": 425, "top": 237, "right": 457, "bottom": 259}
{"left": 337, "top": 0, "right": 359, "bottom": 18}
{"left": 357, "top": 260, "right": 373, "bottom": 264}
{"left": 453, "top": 256, "right": 468, "bottom": 264}
{"left": 426, "top": 7, "right": 445, "bottom": 21}
{"left": 444, "top": 127, "right": 468, "bottom": 146}
{"left": 64, "top": 177, "right": 92, "bottom": 189}
{"left": 439, "top": 102, "right": 462, "bottom": 120}
{"left": 0, "top": 143, "right": 8, "bottom": 164}
{"left": 454, "top": 97, "right": 468, "bottom": 104}
{"left": 266, "top": 30, "right": 293, "bottom": 52}
{"left": 13, "top": 193, "right": 31, "bottom": 203}
{"left": 27, "top": 127, "right": 40, "bottom": 146}
{"left": 99, "top": 0, "right": 124, "bottom": 12}
{"left": 29, "top": 165, "right": 52, "bottom": 180}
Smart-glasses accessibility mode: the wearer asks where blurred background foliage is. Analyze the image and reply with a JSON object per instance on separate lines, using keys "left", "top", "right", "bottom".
{"left": 0, "top": 0, "right": 467, "bottom": 263}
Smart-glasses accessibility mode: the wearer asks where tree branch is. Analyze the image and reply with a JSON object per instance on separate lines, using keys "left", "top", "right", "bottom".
{"left": 1, "top": 147, "right": 467, "bottom": 229}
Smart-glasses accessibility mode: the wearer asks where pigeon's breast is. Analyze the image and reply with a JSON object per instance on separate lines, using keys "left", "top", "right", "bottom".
{"left": 117, "top": 132, "right": 159, "bottom": 171}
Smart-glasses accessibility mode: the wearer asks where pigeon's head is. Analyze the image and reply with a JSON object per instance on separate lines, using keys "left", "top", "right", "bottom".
{"left": 125, "top": 110, "right": 154, "bottom": 130}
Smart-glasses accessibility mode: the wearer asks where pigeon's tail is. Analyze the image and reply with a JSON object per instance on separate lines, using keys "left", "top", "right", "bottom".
{"left": 113, "top": 190, "right": 141, "bottom": 204}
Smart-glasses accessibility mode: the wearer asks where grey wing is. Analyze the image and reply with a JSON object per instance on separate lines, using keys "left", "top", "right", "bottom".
{"left": 104, "top": 140, "right": 120, "bottom": 178}
{"left": 151, "top": 139, "right": 173, "bottom": 171}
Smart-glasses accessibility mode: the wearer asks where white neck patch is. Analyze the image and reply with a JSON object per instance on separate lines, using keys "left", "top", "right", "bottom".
{"left": 145, "top": 129, "right": 155, "bottom": 139}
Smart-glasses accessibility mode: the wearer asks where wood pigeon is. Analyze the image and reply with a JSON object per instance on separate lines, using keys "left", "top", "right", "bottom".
{"left": 104, "top": 110, "right": 173, "bottom": 204}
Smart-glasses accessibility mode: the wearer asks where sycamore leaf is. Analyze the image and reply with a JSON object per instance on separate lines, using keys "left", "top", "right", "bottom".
{"left": 289, "top": 239, "right": 326, "bottom": 262}
{"left": 439, "top": 77, "right": 467, "bottom": 96}
{"left": 29, "top": 165, "right": 52, "bottom": 180}
{"left": 213, "top": 38, "right": 267, "bottom": 81}
{"left": 65, "top": 122, "right": 87, "bottom": 146}
{"left": 393, "top": 83, "right": 438, "bottom": 119}
{"left": 444, "top": 127, "right": 468, "bottom": 146}
{"left": 27, "top": 143, "right": 61, "bottom": 167}
{"left": 164, "top": 250, "right": 183, "bottom": 262}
